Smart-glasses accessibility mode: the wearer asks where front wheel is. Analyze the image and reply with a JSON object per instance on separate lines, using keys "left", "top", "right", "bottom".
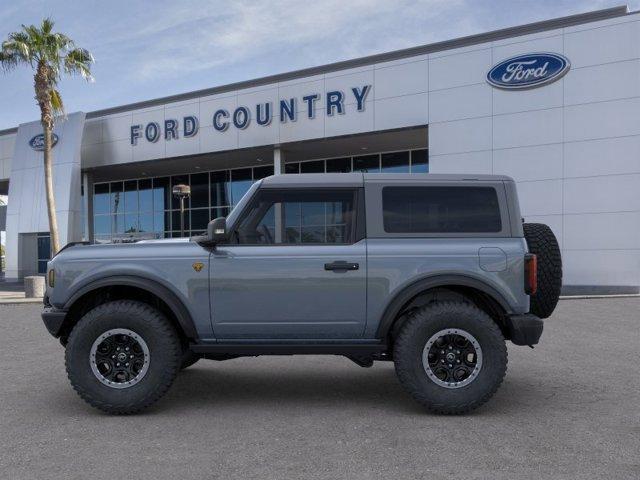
{"left": 65, "top": 300, "right": 181, "bottom": 414}
{"left": 393, "top": 301, "right": 507, "bottom": 414}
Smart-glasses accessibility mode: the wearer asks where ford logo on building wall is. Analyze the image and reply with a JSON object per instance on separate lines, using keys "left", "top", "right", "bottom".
{"left": 29, "top": 133, "right": 59, "bottom": 151}
{"left": 487, "top": 53, "right": 570, "bottom": 90}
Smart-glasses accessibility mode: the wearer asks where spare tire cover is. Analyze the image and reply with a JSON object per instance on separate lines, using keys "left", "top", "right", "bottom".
{"left": 523, "top": 223, "right": 563, "bottom": 319}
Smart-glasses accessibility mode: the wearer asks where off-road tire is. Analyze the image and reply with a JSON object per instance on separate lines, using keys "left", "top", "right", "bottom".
{"left": 65, "top": 300, "right": 181, "bottom": 414}
{"left": 180, "top": 349, "right": 200, "bottom": 370}
{"left": 394, "top": 301, "right": 507, "bottom": 414}
{"left": 523, "top": 222, "right": 562, "bottom": 319}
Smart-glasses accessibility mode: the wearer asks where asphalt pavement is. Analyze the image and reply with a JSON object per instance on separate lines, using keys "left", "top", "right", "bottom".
{"left": 0, "top": 298, "right": 638, "bottom": 479}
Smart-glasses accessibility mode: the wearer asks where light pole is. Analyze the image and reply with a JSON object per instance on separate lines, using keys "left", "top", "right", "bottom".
{"left": 172, "top": 184, "right": 191, "bottom": 238}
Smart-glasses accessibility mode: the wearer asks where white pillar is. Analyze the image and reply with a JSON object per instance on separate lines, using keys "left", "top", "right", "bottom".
{"left": 273, "top": 146, "right": 285, "bottom": 175}
{"left": 273, "top": 147, "right": 284, "bottom": 242}
{"left": 82, "top": 172, "right": 92, "bottom": 241}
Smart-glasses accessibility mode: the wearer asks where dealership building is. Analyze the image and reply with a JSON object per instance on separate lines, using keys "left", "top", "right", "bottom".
{"left": 0, "top": 6, "right": 639, "bottom": 294}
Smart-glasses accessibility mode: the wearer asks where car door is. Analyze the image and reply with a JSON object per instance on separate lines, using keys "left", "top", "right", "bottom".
{"left": 210, "top": 187, "right": 366, "bottom": 339}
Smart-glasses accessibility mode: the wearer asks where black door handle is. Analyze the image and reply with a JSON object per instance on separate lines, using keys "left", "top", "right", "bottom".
{"left": 324, "top": 261, "right": 359, "bottom": 271}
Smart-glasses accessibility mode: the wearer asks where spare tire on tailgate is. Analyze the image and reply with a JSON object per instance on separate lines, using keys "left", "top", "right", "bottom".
{"left": 523, "top": 223, "right": 562, "bottom": 319}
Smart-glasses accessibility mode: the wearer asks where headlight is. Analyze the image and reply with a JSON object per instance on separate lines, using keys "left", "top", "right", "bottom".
{"left": 48, "top": 269, "right": 55, "bottom": 288}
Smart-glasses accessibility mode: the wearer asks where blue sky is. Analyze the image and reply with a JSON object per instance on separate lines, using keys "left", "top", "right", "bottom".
{"left": 0, "top": 0, "right": 638, "bottom": 130}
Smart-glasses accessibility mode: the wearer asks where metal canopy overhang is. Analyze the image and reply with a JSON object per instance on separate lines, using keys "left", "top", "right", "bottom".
{"left": 85, "top": 126, "right": 428, "bottom": 183}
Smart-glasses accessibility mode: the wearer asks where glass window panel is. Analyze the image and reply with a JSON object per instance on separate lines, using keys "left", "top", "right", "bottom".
{"left": 138, "top": 179, "right": 153, "bottom": 212}
{"left": 139, "top": 214, "right": 153, "bottom": 233}
{"left": 353, "top": 154, "right": 380, "bottom": 172}
{"left": 253, "top": 165, "right": 273, "bottom": 180}
{"left": 381, "top": 151, "right": 410, "bottom": 173}
{"left": 124, "top": 180, "right": 138, "bottom": 212}
{"left": 124, "top": 213, "right": 138, "bottom": 233}
{"left": 300, "top": 226, "right": 324, "bottom": 243}
{"left": 190, "top": 173, "right": 209, "bottom": 208}
{"left": 235, "top": 189, "right": 355, "bottom": 245}
{"left": 153, "top": 177, "right": 170, "bottom": 211}
{"left": 411, "top": 149, "right": 429, "bottom": 173}
{"left": 210, "top": 171, "right": 230, "bottom": 207}
{"left": 191, "top": 208, "right": 209, "bottom": 232}
{"left": 326, "top": 157, "right": 351, "bottom": 173}
{"left": 230, "top": 168, "right": 252, "bottom": 205}
{"left": 301, "top": 202, "right": 325, "bottom": 226}
{"left": 300, "top": 160, "right": 325, "bottom": 173}
{"left": 94, "top": 183, "right": 110, "bottom": 215}
{"left": 382, "top": 186, "right": 502, "bottom": 233}
{"left": 171, "top": 175, "right": 190, "bottom": 210}
{"left": 94, "top": 235, "right": 111, "bottom": 245}
{"left": 171, "top": 210, "right": 190, "bottom": 232}
{"left": 94, "top": 215, "right": 111, "bottom": 235}
{"left": 37, "top": 236, "right": 51, "bottom": 260}
{"left": 153, "top": 212, "right": 168, "bottom": 232}
{"left": 38, "top": 260, "right": 48, "bottom": 274}
{"left": 211, "top": 207, "right": 230, "bottom": 220}
{"left": 110, "top": 182, "right": 123, "bottom": 214}
{"left": 284, "top": 163, "right": 300, "bottom": 174}
{"left": 113, "top": 214, "right": 125, "bottom": 234}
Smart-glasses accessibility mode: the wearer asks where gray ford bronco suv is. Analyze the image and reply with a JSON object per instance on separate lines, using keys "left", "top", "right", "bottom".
{"left": 42, "top": 173, "right": 562, "bottom": 414}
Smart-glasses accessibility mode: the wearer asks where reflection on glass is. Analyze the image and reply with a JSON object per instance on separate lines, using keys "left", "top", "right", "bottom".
{"left": 381, "top": 152, "right": 410, "bottom": 173}
{"left": 124, "top": 213, "right": 138, "bottom": 233}
{"left": 190, "top": 173, "right": 209, "bottom": 208}
{"left": 139, "top": 214, "right": 153, "bottom": 233}
{"left": 326, "top": 158, "right": 351, "bottom": 173}
{"left": 411, "top": 149, "right": 429, "bottom": 173}
{"left": 153, "top": 177, "right": 170, "bottom": 212}
{"left": 300, "top": 160, "right": 324, "bottom": 173}
{"left": 171, "top": 175, "right": 190, "bottom": 210}
{"left": 210, "top": 171, "right": 230, "bottom": 207}
{"left": 285, "top": 163, "right": 300, "bottom": 174}
{"left": 153, "top": 212, "right": 166, "bottom": 232}
{"left": 190, "top": 208, "right": 209, "bottom": 231}
{"left": 230, "top": 168, "right": 252, "bottom": 205}
{"left": 94, "top": 215, "right": 111, "bottom": 235}
{"left": 110, "top": 182, "right": 123, "bottom": 214}
{"left": 113, "top": 214, "right": 125, "bottom": 234}
{"left": 253, "top": 166, "right": 273, "bottom": 180}
{"left": 94, "top": 183, "right": 110, "bottom": 215}
{"left": 353, "top": 155, "right": 379, "bottom": 172}
{"left": 139, "top": 179, "right": 153, "bottom": 212}
{"left": 124, "top": 180, "right": 138, "bottom": 212}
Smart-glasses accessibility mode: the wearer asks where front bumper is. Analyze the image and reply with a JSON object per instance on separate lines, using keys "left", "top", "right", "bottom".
{"left": 506, "top": 313, "right": 543, "bottom": 346}
{"left": 41, "top": 306, "right": 67, "bottom": 337}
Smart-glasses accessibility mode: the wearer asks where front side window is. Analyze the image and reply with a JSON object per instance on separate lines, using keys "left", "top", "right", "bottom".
{"left": 382, "top": 186, "right": 502, "bottom": 233}
{"left": 234, "top": 189, "right": 357, "bottom": 245}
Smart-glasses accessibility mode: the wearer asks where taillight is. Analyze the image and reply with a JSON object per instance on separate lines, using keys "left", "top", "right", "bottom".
{"left": 524, "top": 253, "right": 537, "bottom": 295}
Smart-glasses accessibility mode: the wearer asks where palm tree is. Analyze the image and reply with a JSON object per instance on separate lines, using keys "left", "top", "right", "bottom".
{"left": 0, "top": 18, "right": 93, "bottom": 254}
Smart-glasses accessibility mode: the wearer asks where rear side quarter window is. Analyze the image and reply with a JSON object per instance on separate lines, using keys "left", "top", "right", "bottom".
{"left": 382, "top": 186, "right": 502, "bottom": 234}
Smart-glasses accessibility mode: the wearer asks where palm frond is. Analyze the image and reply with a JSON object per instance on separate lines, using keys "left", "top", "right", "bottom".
{"left": 64, "top": 47, "right": 94, "bottom": 81}
{"left": 49, "top": 88, "right": 64, "bottom": 116}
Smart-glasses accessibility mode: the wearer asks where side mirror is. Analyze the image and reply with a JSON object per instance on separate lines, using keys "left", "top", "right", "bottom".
{"left": 207, "top": 217, "right": 227, "bottom": 244}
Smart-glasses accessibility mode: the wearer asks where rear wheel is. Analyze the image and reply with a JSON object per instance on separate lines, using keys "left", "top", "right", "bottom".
{"left": 394, "top": 301, "right": 507, "bottom": 414}
{"left": 523, "top": 222, "right": 562, "bottom": 319}
{"left": 65, "top": 300, "right": 181, "bottom": 414}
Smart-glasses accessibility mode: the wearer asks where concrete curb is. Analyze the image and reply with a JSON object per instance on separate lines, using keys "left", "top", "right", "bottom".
{"left": 0, "top": 297, "right": 44, "bottom": 305}
{"left": 560, "top": 294, "right": 640, "bottom": 300}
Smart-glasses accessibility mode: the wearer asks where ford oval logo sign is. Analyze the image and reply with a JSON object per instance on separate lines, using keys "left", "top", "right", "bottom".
{"left": 487, "top": 53, "right": 570, "bottom": 90}
{"left": 29, "top": 133, "right": 59, "bottom": 151}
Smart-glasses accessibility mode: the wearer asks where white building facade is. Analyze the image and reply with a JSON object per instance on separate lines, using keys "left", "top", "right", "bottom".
{"left": 0, "top": 6, "right": 638, "bottom": 294}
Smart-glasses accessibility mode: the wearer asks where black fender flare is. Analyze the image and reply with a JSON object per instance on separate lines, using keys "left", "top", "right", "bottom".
{"left": 375, "top": 274, "right": 512, "bottom": 339}
{"left": 63, "top": 275, "right": 198, "bottom": 339}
